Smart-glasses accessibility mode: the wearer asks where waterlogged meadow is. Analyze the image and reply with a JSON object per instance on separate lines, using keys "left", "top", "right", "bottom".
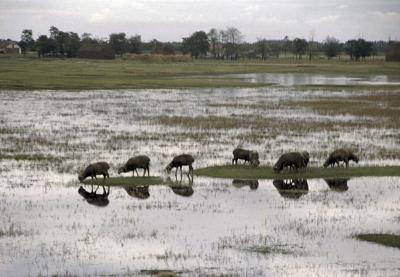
{"left": 0, "top": 74, "right": 400, "bottom": 276}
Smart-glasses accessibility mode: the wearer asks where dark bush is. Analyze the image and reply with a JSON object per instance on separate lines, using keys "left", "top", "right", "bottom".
{"left": 77, "top": 44, "right": 115, "bottom": 59}
{"left": 386, "top": 42, "right": 400, "bottom": 62}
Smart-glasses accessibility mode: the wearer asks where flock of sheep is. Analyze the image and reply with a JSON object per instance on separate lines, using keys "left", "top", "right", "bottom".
{"left": 77, "top": 148, "right": 359, "bottom": 182}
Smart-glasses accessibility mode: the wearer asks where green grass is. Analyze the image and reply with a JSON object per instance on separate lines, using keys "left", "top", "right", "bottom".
{"left": 194, "top": 165, "right": 400, "bottom": 179}
{"left": 81, "top": 176, "right": 163, "bottom": 186}
{"left": 355, "top": 234, "right": 400, "bottom": 249}
{"left": 0, "top": 56, "right": 399, "bottom": 90}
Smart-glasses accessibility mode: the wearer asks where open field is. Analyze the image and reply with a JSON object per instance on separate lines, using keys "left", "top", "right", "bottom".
{"left": 0, "top": 56, "right": 399, "bottom": 89}
{"left": 194, "top": 165, "right": 400, "bottom": 179}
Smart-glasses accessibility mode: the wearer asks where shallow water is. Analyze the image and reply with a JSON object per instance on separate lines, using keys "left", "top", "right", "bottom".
{"left": 224, "top": 73, "right": 400, "bottom": 86}
{"left": 0, "top": 175, "right": 399, "bottom": 276}
{"left": 0, "top": 84, "right": 399, "bottom": 276}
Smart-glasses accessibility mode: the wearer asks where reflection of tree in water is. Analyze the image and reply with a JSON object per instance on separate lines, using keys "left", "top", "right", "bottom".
{"left": 78, "top": 185, "right": 110, "bottom": 207}
{"left": 232, "top": 179, "right": 259, "bottom": 190}
{"left": 324, "top": 178, "right": 349, "bottom": 192}
{"left": 123, "top": 185, "right": 150, "bottom": 199}
{"left": 165, "top": 177, "right": 194, "bottom": 197}
{"left": 273, "top": 179, "right": 308, "bottom": 199}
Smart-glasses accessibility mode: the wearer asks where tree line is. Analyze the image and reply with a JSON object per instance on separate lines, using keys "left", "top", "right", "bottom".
{"left": 13, "top": 26, "right": 398, "bottom": 61}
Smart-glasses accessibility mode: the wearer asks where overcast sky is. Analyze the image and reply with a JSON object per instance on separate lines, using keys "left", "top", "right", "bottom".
{"left": 1, "top": 0, "right": 399, "bottom": 42}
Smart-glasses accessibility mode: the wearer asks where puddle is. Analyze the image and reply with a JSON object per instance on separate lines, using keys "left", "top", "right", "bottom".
{"left": 223, "top": 73, "right": 400, "bottom": 86}
{"left": 0, "top": 175, "right": 399, "bottom": 276}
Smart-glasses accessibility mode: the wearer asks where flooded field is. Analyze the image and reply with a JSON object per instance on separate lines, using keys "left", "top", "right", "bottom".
{"left": 0, "top": 77, "right": 400, "bottom": 276}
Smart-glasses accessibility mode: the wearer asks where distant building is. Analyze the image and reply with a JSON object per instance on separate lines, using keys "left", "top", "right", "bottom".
{"left": 0, "top": 40, "right": 21, "bottom": 54}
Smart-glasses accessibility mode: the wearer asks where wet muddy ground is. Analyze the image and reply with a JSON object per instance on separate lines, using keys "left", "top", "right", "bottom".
{"left": 0, "top": 75, "right": 399, "bottom": 276}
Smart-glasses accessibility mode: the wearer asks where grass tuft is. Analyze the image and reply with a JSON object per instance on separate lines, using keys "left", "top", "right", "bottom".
{"left": 355, "top": 234, "right": 400, "bottom": 249}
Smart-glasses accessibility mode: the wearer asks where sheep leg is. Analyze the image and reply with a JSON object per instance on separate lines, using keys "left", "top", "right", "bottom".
{"left": 175, "top": 167, "right": 178, "bottom": 179}
{"left": 147, "top": 166, "right": 150, "bottom": 177}
{"left": 135, "top": 168, "right": 139, "bottom": 176}
{"left": 180, "top": 166, "right": 183, "bottom": 180}
{"left": 189, "top": 165, "right": 193, "bottom": 177}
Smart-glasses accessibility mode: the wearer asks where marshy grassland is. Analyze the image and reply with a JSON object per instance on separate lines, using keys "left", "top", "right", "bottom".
{"left": 1, "top": 58, "right": 400, "bottom": 275}
{"left": 1, "top": 56, "right": 400, "bottom": 89}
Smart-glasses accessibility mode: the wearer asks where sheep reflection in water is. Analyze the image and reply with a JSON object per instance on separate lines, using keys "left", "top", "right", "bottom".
{"left": 324, "top": 178, "right": 349, "bottom": 192}
{"left": 273, "top": 179, "right": 309, "bottom": 199}
{"left": 232, "top": 179, "right": 259, "bottom": 190}
{"left": 123, "top": 185, "right": 150, "bottom": 199}
{"left": 78, "top": 185, "right": 110, "bottom": 207}
{"left": 165, "top": 177, "right": 194, "bottom": 197}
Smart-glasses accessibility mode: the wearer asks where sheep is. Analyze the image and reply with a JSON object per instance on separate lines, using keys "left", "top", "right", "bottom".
{"left": 78, "top": 162, "right": 110, "bottom": 182}
{"left": 118, "top": 155, "right": 150, "bottom": 176}
{"left": 273, "top": 152, "right": 307, "bottom": 173}
{"left": 323, "top": 149, "right": 359, "bottom": 168}
{"left": 165, "top": 154, "right": 194, "bottom": 180}
{"left": 300, "top": 151, "right": 310, "bottom": 167}
{"left": 232, "top": 148, "right": 260, "bottom": 167}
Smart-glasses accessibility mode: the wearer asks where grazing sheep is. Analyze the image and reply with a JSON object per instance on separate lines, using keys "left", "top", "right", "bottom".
{"left": 273, "top": 152, "right": 307, "bottom": 173}
{"left": 232, "top": 148, "right": 260, "bottom": 167}
{"left": 166, "top": 154, "right": 194, "bottom": 179}
{"left": 78, "top": 162, "right": 110, "bottom": 182}
{"left": 323, "top": 149, "right": 359, "bottom": 168}
{"left": 118, "top": 155, "right": 150, "bottom": 176}
{"left": 301, "top": 151, "right": 310, "bottom": 167}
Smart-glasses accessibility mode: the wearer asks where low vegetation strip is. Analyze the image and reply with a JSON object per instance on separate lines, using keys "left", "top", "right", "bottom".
{"left": 194, "top": 165, "right": 400, "bottom": 179}
{"left": 0, "top": 153, "right": 61, "bottom": 162}
{"left": 1, "top": 57, "right": 400, "bottom": 90}
{"left": 81, "top": 176, "right": 163, "bottom": 186}
{"left": 355, "top": 234, "right": 400, "bottom": 249}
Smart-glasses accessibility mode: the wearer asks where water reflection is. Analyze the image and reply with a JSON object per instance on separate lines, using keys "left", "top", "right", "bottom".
{"left": 78, "top": 185, "right": 110, "bottom": 207}
{"left": 224, "top": 73, "right": 400, "bottom": 86}
{"left": 123, "top": 185, "right": 150, "bottom": 199}
{"left": 165, "top": 177, "right": 194, "bottom": 197}
{"left": 232, "top": 179, "right": 259, "bottom": 190}
{"left": 324, "top": 178, "right": 349, "bottom": 192}
{"left": 273, "top": 179, "right": 309, "bottom": 199}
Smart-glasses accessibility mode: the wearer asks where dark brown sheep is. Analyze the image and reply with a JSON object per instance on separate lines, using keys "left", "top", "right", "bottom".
{"left": 166, "top": 154, "right": 194, "bottom": 179}
{"left": 301, "top": 151, "right": 310, "bottom": 167}
{"left": 273, "top": 152, "right": 307, "bottom": 173}
{"left": 78, "top": 162, "right": 110, "bottom": 182}
{"left": 118, "top": 155, "right": 150, "bottom": 176}
{"left": 323, "top": 149, "right": 359, "bottom": 168}
{"left": 232, "top": 148, "right": 260, "bottom": 167}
